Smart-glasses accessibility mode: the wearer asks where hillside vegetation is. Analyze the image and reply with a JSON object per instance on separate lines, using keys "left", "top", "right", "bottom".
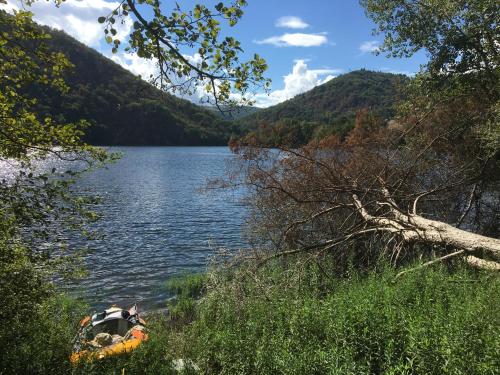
{"left": 238, "top": 70, "right": 409, "bottom": 145}
{"left": 27, "top": 26, "right": 239, "bottom": 146}
{"left": 15, "top": 19, "right": 408, "bottom": 147}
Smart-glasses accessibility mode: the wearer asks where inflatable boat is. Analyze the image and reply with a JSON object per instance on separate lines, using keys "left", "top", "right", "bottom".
{"left": 71, "top": 304, "right": 147, "bottom": 363}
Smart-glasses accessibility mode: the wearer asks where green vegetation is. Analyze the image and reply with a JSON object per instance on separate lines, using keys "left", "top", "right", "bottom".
{"left": 69, "top": 260, "right": 499, "bottom": 374}
{"left": 207, "top": 105, "right": 262, "bottom": 120}
{"left": 165, "top": 273, "right": 206, "bottom": 322}
{"left": 3, "top": 257, "right": 498, "bottom": 374}
{"left": 25, "top": 24, "right": 242, "bottom": 146}
{"left": 237, "top": 70, "right": 408, "bottom": 145}
{"left": 1, "top": 0, "right": 498, "bottom": 373}
{"left": 0, "top": 295, "right": 86, "bottom": 375}
{"left": 0, "top": 10, "right": 108, "bottom": 374}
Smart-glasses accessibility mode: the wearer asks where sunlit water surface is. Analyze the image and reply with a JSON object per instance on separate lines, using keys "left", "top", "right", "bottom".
{"left": 3, "top": 147, "right": 247, "bottom": 310}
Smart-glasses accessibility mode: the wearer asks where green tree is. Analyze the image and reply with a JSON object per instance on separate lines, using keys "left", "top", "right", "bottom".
{"left": 361, "top": 0, "right": 499, "bottom": 154}
{"left": 0, "top": 9, "right": 108, "bottom": 268}
{"left": 361, "top": 0, "right": 499, "bottom": 79}
{"left": 0, "top": 9, "right": 110, "bottom": 374}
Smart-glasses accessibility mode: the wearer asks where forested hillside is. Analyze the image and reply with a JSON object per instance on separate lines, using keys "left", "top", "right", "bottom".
{"left": 16, "top": 18, "right": 408, "bottom": 147}
{"left": 27, "top": 25, "right": 239, "bottom": 146}
{"left": 238, "top": 70, "right": 409, "bottom": 144}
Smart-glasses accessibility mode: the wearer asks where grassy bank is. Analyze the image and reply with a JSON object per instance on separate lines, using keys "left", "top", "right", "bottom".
{"left": 3, "top": 257, "right": 498, "bottom": 374}
{"left": 72, "top": 258, "right": 499, "bottom": 375}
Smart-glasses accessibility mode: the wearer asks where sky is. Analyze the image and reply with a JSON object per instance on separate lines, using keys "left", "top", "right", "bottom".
{"left": 2, "top": 0, "right": 428, "bottom": 107}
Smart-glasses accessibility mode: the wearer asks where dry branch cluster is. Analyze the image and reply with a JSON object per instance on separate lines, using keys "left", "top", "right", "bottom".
{"left": 228, "top": 102, "right": 500, "bottom": 273}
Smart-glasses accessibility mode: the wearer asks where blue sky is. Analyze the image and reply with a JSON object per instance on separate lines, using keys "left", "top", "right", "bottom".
{"left": 3, "top": 0, "right": 427, "bottom": 107}
{"left": 225, "top": 0, "right": 426, "bottom": 72}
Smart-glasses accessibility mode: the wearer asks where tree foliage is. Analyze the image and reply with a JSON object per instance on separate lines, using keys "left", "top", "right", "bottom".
{"left": 0, "top": 10, "right": 110, "bottom": 371}
{"left": 0, "top": 8, "right": 110, "bottom": 260}
{"left": 361, "top": 0, "right": 499, "bottom": 80}
{"left": 362, "top": 0, "right": 499, "bottom": 162}
{"left": 98, "top": 0, "right": 270, "bottom": 111}
{"left": 0, "top": 11, "right": 93, "bottom": 161}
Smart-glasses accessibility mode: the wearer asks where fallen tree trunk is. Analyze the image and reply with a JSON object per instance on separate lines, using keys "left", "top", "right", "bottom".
{"left": 393, "top": 213, "right": 500, "bottom": 260}
{"left": 352, "top": 193, "right": 500, "bottom": 269}
{"left": 465, "top": 256, "right": 500, "bottom": 270}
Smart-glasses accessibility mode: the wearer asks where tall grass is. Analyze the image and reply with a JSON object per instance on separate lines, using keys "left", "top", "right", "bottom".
{"left": 79, "top": 258, "right": 499, "bottom": 374}
{"left": 173, "top": 259, "right": 499, "bottom": 374}
{"left": 5, "top": 258, "right": 498, "bottom": 374}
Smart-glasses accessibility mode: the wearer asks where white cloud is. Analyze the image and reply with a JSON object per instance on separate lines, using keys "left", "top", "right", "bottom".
{"left": 359, "top": 40, "right": 380, "bottom": 54}
{"left": 275, "top": 16, "right": 309, "bottom": 29}
{"left": 255, "top": 32, "right": 329, "bottom": 47}
{"left": 183, "top": 53, "right": 203, "bottom": 67}
{"left": 254, "top": 60, "right": 342, "bottom": 107}
{"left": 109, "top": 52, "right": 158, "bottom": 79}
{"left": 0, "top": 0, "right": 18, "bottom": 12}
{"left": 3, "top": 0, "right": 132, "bottom": 47}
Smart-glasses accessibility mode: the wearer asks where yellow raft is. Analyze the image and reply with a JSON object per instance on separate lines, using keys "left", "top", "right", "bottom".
{"left": 71, "top": 305, "right": 147, "bottom": 363}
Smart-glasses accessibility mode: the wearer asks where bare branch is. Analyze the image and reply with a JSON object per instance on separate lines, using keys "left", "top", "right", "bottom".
{"left": 395, "top": 250, "right": 466, "bottom": 279}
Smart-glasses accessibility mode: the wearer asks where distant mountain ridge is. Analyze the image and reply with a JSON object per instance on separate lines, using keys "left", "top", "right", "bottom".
{"left": 237, "top": 70, "right": 409, "bottom": 144}
{"left": 207, "top": 105, "right": 262, "bottom": 120}
{"left": 8, "top": 12, "right": 409, "bottom": 147}
{"left": 19, "top": 21, "right": 239, "bottom": 146}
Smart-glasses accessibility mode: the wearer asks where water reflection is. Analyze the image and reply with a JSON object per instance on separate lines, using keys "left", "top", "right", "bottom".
{"left": 41, "top": 147, "right": 246, "bottom": 310}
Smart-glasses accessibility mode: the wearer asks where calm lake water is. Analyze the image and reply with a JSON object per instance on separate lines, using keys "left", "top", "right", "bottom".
{"left": 68, "top": 147, "right": 247, "bottom": 310}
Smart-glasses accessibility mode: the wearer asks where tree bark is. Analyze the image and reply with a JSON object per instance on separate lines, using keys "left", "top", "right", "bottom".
{"left": 353, "top": 194, "right": 500, "bottom": 268}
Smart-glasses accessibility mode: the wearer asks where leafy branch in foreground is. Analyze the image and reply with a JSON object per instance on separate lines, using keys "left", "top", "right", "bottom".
{"left": 97, "top": 0, "right": 270, "bottom": 112}
{"left": 0, "top": 10, "right": 107, "bottom": 164}
{"left": 0, "top": 9, "right": 111, "bottom": 251}
{"left": 0, "top": 9, "right": 116, "bottom": 373}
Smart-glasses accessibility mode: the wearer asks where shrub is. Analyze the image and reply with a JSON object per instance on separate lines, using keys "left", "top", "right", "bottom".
{"left": 0, "top": 294, "right": 86, "bottom": 375}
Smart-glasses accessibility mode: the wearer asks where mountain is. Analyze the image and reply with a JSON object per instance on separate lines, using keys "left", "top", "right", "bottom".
{"left": 207, "top": 105, "right": 262, "bottom": 120}
{"left": 6, "top": 12, "right": 408, "bottom": 147}
{"left": 237, "top": 70, "right": 409, "bottom": 145}
{"left": 24, "top": 23, "right": 240, "bottom": 146}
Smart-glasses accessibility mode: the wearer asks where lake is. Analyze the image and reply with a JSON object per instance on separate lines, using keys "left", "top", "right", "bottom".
{"left": 68, "top": 147, "right": 247, "bottom": 311}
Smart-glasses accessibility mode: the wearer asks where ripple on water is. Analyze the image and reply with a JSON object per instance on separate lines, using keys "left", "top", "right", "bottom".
{"left": 65, "top": 147, "right": 247, "bottom": 311}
